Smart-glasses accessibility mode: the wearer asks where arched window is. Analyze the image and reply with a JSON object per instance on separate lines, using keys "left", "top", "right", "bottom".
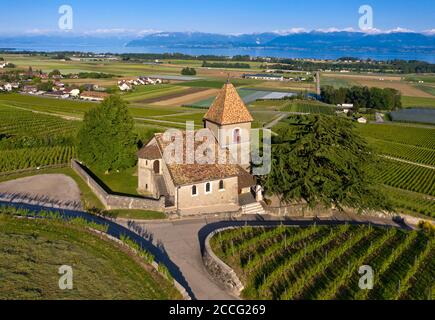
{"left": 192, "top": 185, "right": 197, "bottom": 196}
{"left": 219, "top": 180, "right": 224, "bottom": 190}
{"left": 205, "top": 182, "right": 212, "bottom": 194}
{"left": 233, "top": 128, "right": 241, "bottom": 144}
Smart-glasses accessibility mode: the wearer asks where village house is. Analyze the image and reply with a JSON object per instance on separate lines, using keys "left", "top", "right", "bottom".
{"left": 80, "top": 91, "right": 110, "bottom": 102}
{"left": 63, "top": 88, "right": 81, "bottom": 97}
{"left": 22, "top": 85, "right": 38, "bottom": 94}
{"left": 137, "top": 82, "right": 265, "bottom": 216}
{"left": 118, "top": 82, "right": 132, "bottom": 91}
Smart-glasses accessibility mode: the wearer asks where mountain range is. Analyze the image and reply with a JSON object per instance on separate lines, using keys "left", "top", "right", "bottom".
{"left": 126, "top": 31, "right": 435, "bottom": 51}
{"left": 1, "top": 31, "right": 434, "bottom": 59}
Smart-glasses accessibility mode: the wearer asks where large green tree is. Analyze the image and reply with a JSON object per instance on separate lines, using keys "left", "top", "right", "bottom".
{"left": 262, "top": 115, "right": 391, "bottom": 213}
{"left": 77, "top": 95, "right": 137, "bottom": 172}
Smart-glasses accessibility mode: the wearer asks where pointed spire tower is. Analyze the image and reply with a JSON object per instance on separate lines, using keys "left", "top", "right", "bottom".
{"left": 204, "top": 82, "right": 253, "bottom": 168}
{"left": 204, "top": 82, "right": 253, "bottom": 127}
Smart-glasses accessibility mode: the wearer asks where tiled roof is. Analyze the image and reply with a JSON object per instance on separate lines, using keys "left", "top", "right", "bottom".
{"left": 137, "top": 144, "right": 161, "bottom": 160}
{"left": 153, "top": 130, "right": 255, "bottom": 186}
{"left": 203, "top": 83, "right": 254, "bottom": 125}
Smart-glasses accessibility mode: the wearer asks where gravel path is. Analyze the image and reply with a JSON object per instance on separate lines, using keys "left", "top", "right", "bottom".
{"left": 0, "top": 174, "right": 82, "bottom": 210}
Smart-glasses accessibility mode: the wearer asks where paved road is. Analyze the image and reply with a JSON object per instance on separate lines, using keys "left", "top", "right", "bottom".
{"left": 118, "top": 217, "right": 237, "bottom": 300}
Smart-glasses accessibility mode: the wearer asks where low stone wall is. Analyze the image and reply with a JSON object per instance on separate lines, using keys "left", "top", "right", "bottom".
{"left": 202, "top": 227, "right": 244, "bottom": 297}
{"left": 71, "top": 160, "right": 165, "bottom": 211}
{"left": 266, "top": 204, "right": 334, "bottom": 217}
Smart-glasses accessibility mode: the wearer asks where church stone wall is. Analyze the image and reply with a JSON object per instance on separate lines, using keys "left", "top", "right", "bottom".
{"left": 177, "top": 177, "right": 239, "bottom": 215}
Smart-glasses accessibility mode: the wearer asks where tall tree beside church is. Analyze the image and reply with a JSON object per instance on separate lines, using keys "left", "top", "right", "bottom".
{"left": 77, "top": 95, "right": 137, "bottom": 172}
{"left": 262, "top": 115, "right": 391, "bottom": 213}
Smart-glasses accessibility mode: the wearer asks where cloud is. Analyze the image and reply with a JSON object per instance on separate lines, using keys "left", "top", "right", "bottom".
{"left": 83, "top": 28, "right": 160, "bottom": 36}
{"left": 423, "top": 29, "right": 435, "bottom": 35}
{"left": 24, "top": 28, "right": 58, "bottom": 35}
{"left": 385, "top": 27, "right": 415, "bottom": 33}
{"left": 273, "top": 28, "right": 307, "bottom": 35}
{"left": 360, "top": 27, "right": 383, "bottom": 34}
{"left": 315, "top": 27, "right": 356, "bottom": 33}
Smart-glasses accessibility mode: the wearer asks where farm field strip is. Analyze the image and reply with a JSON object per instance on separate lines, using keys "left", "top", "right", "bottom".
{"left": 122, "top": 85, "right": 188, "bottom": 102}
{"left": 357, "top": 124, "right": 435, "bottom": 150}
{"left": 280, "top": 101, "right": 336, "bottom": 114}
{"left": 402, "top": 96, "right": 435, "bottom": 108}
{"left": 378, "top": 160, "right": 435, "bottom": 196}
{"left": 211, "top": 226, "right": 435, "bottom": 300}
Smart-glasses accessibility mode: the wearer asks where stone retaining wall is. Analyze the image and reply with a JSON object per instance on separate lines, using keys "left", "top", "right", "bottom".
{"left": 71, "top": 160, "right": 165, "bottom": 211}
{"left": 202, "top": 227, "right": 244, "bottom": 297}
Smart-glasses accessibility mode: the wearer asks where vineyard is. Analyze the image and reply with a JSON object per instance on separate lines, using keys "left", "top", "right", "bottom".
{"left": 210, "top": 225, "right": 435, "bottom": 300}
{"left": 0, "top": 105, "right": 78, "bottom": 172}
{"left": 368, "top": 137, "right": 435, "bottom": 167}
{"left": 0, "top": 104, "right": 79, "bottom": 141}
{"left": 378, "top": 160, "right": 435, "bottom": 196}
{"left": 0, "top": 146, "right": 75, "bottom": 172}
{"left": 384, "top": 187, "right": 435, "bottom": 218}
{"left": 356, "top": 123, "right": 435, "bottom": 217}
{"left": 356, "top": 124, "right": 435, "bottom": 150}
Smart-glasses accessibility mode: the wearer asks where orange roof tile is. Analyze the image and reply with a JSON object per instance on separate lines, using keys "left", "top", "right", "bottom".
{"left": 152, "top": 130, "right": 255, "bottom": 187}
{"left": 203, "top": 83, "right": 254, "bottom": 125}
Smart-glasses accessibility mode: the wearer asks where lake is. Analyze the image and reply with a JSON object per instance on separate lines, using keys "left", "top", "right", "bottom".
{"left": 3, "top": 43, "right": 435, "bottom": 63}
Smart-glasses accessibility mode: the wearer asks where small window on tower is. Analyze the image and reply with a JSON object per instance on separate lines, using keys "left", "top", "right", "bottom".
{"left": 233, "top": 128, "right": 241, "bottom": 144}
{"left": 192, "top": 185, "right": 197, "bottom": 196}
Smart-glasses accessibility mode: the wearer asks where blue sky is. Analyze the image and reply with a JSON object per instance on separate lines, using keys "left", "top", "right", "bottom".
{"left": 2, "top": 0, "right": 434, "bottom": 35}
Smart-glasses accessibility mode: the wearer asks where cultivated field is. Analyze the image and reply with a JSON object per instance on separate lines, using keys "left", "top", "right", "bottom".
{"left": 211, "top": 225, "right": 434, "bottom": 300}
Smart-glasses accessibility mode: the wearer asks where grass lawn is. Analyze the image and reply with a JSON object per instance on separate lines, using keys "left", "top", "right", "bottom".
{"left": 85, "top": 165, "right": 141, "bottom": 197}
{"left": 0, "top": 213, "right": 179, "bottom": 299}
{"left": 108, "top": 209, "right": 166, "bottom": 220}
{"left": 402, "top": 96, "right": 435, "bottom": 108}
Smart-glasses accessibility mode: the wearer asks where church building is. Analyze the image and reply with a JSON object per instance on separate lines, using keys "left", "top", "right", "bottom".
{"left": 137, "top": 82, "right": 264, "bottom": 215}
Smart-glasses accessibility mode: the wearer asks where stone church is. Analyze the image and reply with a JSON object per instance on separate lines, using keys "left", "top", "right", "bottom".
{"left": 137, "top": 82, "right": 264, "bottom": 215}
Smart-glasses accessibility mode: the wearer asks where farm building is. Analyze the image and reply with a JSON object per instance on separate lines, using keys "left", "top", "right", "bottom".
{"left": 337, "top": 103, "right": 354, "bottom": 114}
{"left": 357, "top": 117, "right": 368, "bottom": 124}
{"left": 137, "top": 82, "right": 264, "bottom": 216}
{"left": 243, "top": 73, "right": 284, "bottom": 81}
{"left": 80, "top": 91, "right": 110, "bottom": 101}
